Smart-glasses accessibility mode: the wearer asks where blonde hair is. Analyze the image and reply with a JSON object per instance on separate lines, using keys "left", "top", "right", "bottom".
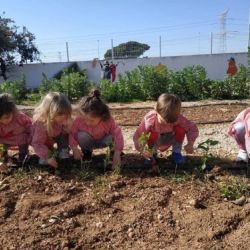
{"left": 156, "top": 93, "right": 181, "bottom": 123}
{"left": 33, "top": 92, "right": 72, "bottom": 136}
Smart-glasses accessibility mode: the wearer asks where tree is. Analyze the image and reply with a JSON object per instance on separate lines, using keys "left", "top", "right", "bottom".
{"left": 0, "top": 13, "right": 40, "bottom": 79}
{"left": 104, "top": 41, "right": 150, "bottom": 59}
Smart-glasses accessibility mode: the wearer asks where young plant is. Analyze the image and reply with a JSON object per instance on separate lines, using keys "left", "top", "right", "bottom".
{"left": 92, "top": 175, "right": 108, "bottom": 200}
{"left": 0, "top": 144, "right": 5, "bottom": 161}
{"left": 48, "top": 148, "right": 57, "bottom": 159}
{"left": 138, "top": 132, "right": 155, "bottom": 157}
{"left": 219, "top": 176, "right": 249, "bottom": 200}
{"left": 104, "top": 139, "right": 114, "bottom": 172}
{"left": 196, "top": 139, "right": 219, "bottom": 176}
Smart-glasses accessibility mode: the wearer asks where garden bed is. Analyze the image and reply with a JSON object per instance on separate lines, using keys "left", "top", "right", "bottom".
{"left": 0, "top": 101, "right": 250, "bottom": 249}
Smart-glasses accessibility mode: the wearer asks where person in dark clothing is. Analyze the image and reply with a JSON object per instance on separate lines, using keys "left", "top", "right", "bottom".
{"left": 0, "top": 58, "right": 7, "bottom": 81}
{"left": 99, "top": 60, "right": 111, "bottom": 80}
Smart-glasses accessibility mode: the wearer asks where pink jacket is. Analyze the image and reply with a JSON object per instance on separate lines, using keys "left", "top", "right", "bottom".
{"left": 70, "top": 116, "right": 124, "bottom": 151}
{"left": 228, "top": 108, "right": 250, "bottom": 137}
{"left": 133, "top": 110, "right": 199, "bottom": 151}
{"left": 31, "top": 121, "right": 68, "bottom": 159}
{"left": 0, "top": 112, "right": 32, "bottom": 146}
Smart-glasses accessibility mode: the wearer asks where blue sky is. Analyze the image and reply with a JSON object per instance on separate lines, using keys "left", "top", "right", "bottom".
{"left": 1, "top": 0, "right": 250, "bottom": 62}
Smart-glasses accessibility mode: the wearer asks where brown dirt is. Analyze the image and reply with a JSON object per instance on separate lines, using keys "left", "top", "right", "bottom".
{"left": 1, "top": 101, "right": 250, "bottom": 249}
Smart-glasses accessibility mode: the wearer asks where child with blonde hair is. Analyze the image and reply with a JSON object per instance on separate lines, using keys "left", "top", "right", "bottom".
{"left": 0, "top": 93, "right": 32, "bottom": 165}
{"left": 70, "top": 90, "right": 124, "bottom": 169}
{"left": 31, "top": 92, "right": 72, "bottom": 168}
{"left": 228, "top": 108, "right": 250, "bottom": 163}
{"left": 133, "top": 93, "right": 199, "bottom": 166}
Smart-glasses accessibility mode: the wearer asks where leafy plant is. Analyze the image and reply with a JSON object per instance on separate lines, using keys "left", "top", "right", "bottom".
{"left": 0, "top": 144, "right": 5, "bottom": 161}
{"left": 138, "top": 132, "right": 155, "bottom": 157}
{"left": 39, "top": 70, "right": 92, "bottom": 101}
{"left": 197, "top": 139, "right": 219, "bottom": 176}
{"left": 92, "top": 175, "right": 108, "bottom": 200}
{"left": 219, "top": 177, "right": 249, "bottom": 200}
{"left": 0, "top": 75, "right": 27, "bottom": 103}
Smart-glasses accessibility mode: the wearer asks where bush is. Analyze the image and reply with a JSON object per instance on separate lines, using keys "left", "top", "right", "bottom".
{"left": 140, "top": 65, "right": 169, "bottom": 100}
{"left": 0, "top": 74, "right": 27, "bottom": 103}
{"left": 100, "top": 80, "right": 119, "bottom": 102}
{"left": 210, "top": 65, "right": 250, "bottom": 99}
{"left": 168, "top": 66, "right": 211, "bottom": 101}
{"left": 39, "top": 69, "right": 92, "bottom": 101}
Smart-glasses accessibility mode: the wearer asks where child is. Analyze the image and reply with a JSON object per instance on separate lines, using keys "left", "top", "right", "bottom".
{"left": 31, "top": 92, "right": 72, "bottom": 168}
{"left": 0, "top": 93, "right": 32, "bottom": 165}
{"left": 228, "top": 108, "right": 250, "bottom": 163}
{"left": 70, "top": 90, "right": 124, "bottom": 169}
{"left": 133, "top": 93, "right": 199, "bottom": 165}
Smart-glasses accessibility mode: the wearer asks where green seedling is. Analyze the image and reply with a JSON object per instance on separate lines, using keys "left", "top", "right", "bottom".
{"left": 138, "top": 132, "right": 156, "bottom": 157}
{"left": 104, "top": 139, "right": 114, "bottom": 172}
{"left": 0, "top": 145, "right": 4, "bottom": 162}
{"left": 48, "top": 148, "right": 57, "bottom": 159}
{"left": 196, "top": 139, "right": 219, "bottom": 177}
{"left": 0, "top": 144, "right": 8, "bottom": 162}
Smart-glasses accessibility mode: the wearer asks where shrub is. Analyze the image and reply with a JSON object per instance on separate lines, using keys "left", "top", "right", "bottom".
{"left": 0, "top": 74, "right": 27, "bottom": 103}
{"left": 39, "top": 69, "right": 92, "bottom": 101}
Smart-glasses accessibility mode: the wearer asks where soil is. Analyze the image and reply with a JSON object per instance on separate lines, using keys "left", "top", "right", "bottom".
{"left": 1, "top": 100, "right": 250, "bottom": 250}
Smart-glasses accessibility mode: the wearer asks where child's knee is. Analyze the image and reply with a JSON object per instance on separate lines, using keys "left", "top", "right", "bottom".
{"left": 174, "top": 125, "right": 185, "bottom": 143}
{"left": 77, "top": 131, "right": 92, "bottom": 143}
{"left": 233, "top": 122, "right": 245, "bottom": 134}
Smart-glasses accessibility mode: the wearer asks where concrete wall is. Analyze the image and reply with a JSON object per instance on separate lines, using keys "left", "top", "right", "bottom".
{"left": 0, "top": 52, "right": 247, "bottom": 88}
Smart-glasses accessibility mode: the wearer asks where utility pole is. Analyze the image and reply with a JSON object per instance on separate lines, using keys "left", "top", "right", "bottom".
{"left": 97, "top": 40, "right": 100, "bottom": 59}
{"left": 248, "top": 10, "right": 250, "bottom": 49}
{"left": 111, "top": 39, "right": 114, "bottom": 61}
{"left": 58, "top": 51, "right": 62, "bottom": 62}
{"left": 219, "top": 9, "right": 229, "bottom": 53}
{"left": 66, "top": 42, "right": 69, "bottom": 62}
{"left": 210, "top": 32, "right": 213, "bottom": 54}
{"left": 198, "top": 32, "right": 200, "bottom": 54}
{"left": 159, "top": 36, "right": 162, "bottom": 58}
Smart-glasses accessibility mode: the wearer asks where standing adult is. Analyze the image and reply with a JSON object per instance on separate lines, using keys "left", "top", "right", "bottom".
{"left": 109, "top": 61, "right": 120, "bottom": 82}
{"left": 226, "top": 57, "right": 238, "bottom": 76}
{"left": 99, "top": 60, "right": 111, "bottom": 80}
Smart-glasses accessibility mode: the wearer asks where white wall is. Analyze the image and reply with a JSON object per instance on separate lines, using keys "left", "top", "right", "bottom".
{"left": 0, "top": 52, "right": 247, "bottom": 88}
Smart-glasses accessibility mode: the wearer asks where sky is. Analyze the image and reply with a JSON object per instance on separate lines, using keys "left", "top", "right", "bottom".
{"left": 1, "top": 0, "right": 250, "bottom": 62}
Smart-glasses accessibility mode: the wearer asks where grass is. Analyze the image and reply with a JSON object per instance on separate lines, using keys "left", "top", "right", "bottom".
{"left": 10, "top": 167, "right": 41, "bottom": 185}
{"left": 218, "top": 176, "right": 249, "bottom": 200}
{"left": 169, "top": 172, "right": 193, "bottom": 184}
{"left": 92, "top": 175, "right": 109, "bottom": 200}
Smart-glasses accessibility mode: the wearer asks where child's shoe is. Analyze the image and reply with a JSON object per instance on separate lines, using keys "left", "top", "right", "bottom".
{"left": 58, "top": 148, "right": 70, "bottom": 159}
{"left": 82, "top": 150, "right": 92, "bottom": 163}
{"left": 39, "top": 158, "right": 49, "bottom": 166}
{"left": 236, "top": 149, "right": 248, "bottom": 163}
{"left": 172, "top": 152, "right": 185, "bottom": 164}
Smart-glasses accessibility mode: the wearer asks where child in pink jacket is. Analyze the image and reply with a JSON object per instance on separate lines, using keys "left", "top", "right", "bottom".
{"left": 31, "top": 92, "right": 72, "bottom": 168}
{"left": 228, "top": 108, "right": 250, "bottom": 163}
{"left": 0, "top": 93, "right": 32, "bottom": 164}
{"left": 70, "top": 90, "right": 124, "bottom": 169}
{"left": 133, "top": 93, "right": 199, "bottom": 166}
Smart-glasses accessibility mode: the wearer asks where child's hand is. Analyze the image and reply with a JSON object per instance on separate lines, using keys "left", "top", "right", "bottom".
{"left": 112, "top": 150, "right": 121, "bottom": 169}
{"left": 184, "top": 142, "right": 194, "bottom": 154}
{"left": 48, "top": 158, "right": 58, "bottom": 168}
{"left": 73, "top": 147, "right": 83, "bottom": 160}
{"left": 141, "top": 150, "right": 153, "bottom": 160}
